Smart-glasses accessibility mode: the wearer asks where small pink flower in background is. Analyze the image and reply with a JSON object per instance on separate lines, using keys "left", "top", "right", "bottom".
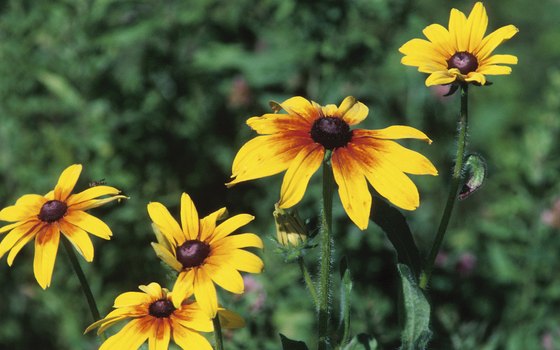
{"left": 455, "top": 252, "right": 477, "bottom": 277}
{"left": 228, "top": 76, "right": 252, "bottom": 108}
{"left": 435, "top": 251, "right": 449, "bottom": 268}
{"left": 541, "top": 331, "right": 554, "bottom": 350}
{"left": 541, "top": 199, "right": 560, "bottom": 228}
{"left": 242, "top": 275, "right": 266, "bottom": 313}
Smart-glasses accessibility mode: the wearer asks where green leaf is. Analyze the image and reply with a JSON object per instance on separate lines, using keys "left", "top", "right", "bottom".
{"left": 279, "top": 333, "right": 309, "bottom": 350}
{"left": 338, "top": 257, "right": 353, "bottom": 346}
{"left": 370, "top": 196, "right": 422, "bottom": 278}
{"left": 342, "top": 334, "right": 378, "bottom": 350}
{"left": 398, "top": 264, "right": 432, "bottom": 350}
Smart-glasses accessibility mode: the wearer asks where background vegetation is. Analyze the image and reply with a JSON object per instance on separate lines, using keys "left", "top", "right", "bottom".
{"left": 1, "top": 0, "right": 559, "bottom": 349}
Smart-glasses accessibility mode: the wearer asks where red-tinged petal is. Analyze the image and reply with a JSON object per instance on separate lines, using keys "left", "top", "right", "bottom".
{"left": 59, "top": 220, "right": 94, "bottom": 262}
{"left": 227, "top": 133, "right": 312, "bottom": 187}
{"left": 193, "top": 268, "right": 218, "bottom": 317}
{"left": 339, "top": 97, "right": 369, "bottom": 126}
{"left": 204, "top": 263, "right": 244, "bottom": 294}
{"left": 475, "top": 24, "right": 519, "bottom": 61}
{"left": 64, "top": 211, "right": 112, "bottom": 240}
{"left": 172, "top": 304, "right": 213, "bottom": 332}
{"left": 53, "top": 164, "right": 82, "bottom": 202}
{"left": 33, "top": 225, "right": 60, "bottom": 289}
{"left": 172, "top": 326, "right": 213, "bottom": 350}
{"left": 0, "top": 221, "right": 42, "bottom": 260}
{"left": 99, "top": 318, "right": 152, "bottom": 350}
{"left": 147, "top": 202, "right": 184, "bottom": 245}
{"left": 0, "top": 221, "right": 27, "bottom": 234}
{"left": 277, "top": 143, "right": 324, "bottom": 209}
{"left": 149, "top": 318, "right": 171, "bottom": 350}
{"left": 180, "top": 193, "right": 199, "bottom": 241}
{"left": 353, "top": 126, "right": 432, "bottom": 143}
{"left": 279, "top": 96, "right": 321, "bottom": 124}
{"left": 208, "top": 214, "right": 254, "bottom": 245}
{"left": 171, "top": 270, "right": 195, "bottom": 308}
{"left": 331, "top": 147, "right": 372, "bottom": 230}
{"left": 247, "top": 113, "right": 311, "bottom": 135}
{"left": 466, "top": 2, "right": 488, "bottom": 52}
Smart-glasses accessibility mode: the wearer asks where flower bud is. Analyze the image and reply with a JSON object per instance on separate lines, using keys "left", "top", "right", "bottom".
{"left": 273, "top": 204, "right": 308, "bottom": 247}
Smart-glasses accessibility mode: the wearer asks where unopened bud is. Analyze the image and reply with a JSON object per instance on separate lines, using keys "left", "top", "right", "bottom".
{"left": 459, "top": 153, "right": 487, "bottom": 200}
{"left": 273, "top": 204, "right": 308, "bottom": 247}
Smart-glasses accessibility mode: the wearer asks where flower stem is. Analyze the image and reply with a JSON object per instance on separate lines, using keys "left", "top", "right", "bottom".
{"left": 62, "top": 237, "right": 106, "bottom": 340}
{"left": 420, "top": 84, "right": 469, "bottom": 290}
{"left": 298, "top": 256, "right": 319, "bottom": 307}
{"left": 213, "top": 316, "right": 224, "bottom": 350}
{"left": 318, "top": 153, "right": 335, "bottom": 350}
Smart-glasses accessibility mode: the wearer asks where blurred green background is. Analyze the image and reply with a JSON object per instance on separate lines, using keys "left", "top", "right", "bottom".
{"left": 1, "top": 0, "right": 559, "bottom": 349}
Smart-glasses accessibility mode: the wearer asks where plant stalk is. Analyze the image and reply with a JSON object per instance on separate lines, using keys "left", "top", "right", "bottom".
{"left": 298, "top": 256, "right": 319, "bottom": 307}
{"left": 213, "top": 316, "right": 224, "bottom": 350}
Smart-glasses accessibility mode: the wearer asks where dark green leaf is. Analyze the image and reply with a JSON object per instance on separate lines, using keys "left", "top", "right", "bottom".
{"left": 279, "top": 334, "right": 309, "bottom": 350}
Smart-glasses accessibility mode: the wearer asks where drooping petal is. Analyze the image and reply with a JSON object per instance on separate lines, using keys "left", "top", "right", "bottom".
{"left": 228, "top": 133, "right": 312, "bottom": 186}
{"left": 151, "top": 242, "right": 182, "bottom": 272}
{"left": 193, "top": 268, "right": 218, "bottom": 317}
{"left": 449, "top": 7, "right": 468, "bottom": 51}
{"left": 475, "top": 24, "right": 519, "bottom": 61}
{"left": 218, "top": 309, "right": 246, "bottom": 329}
{"left": 172, "top": 326, "right": 213, "bottom": 350}
{"left": 147, "top": 202, "right": 184, "bottom": 245}
{"left": 59, "top": 220, "right": 94, "bottom": 262}
{"left": 425, "top": 70, "right": 457, "bottom": 86}
{"left": 180, "top": 193, "right": 199, "bottom": 241}
{"left": 53, "top": 164, "right": 82, "bottom": 202}
{"left": 148, "top": 318, "right": 171, "bottom": 350}
{"left": 204, "top": 263, "right": 245, "bottom": 294}
{"left": 208, "top": 214, "right": 254, "bottom": 245}
{"left": 7, "top": 224, "right": 43, "bottom": 266}
{"left": 171, "top": 270, "right": 195, "bottom": 309}
{"left": 466, "top": 2, "right": 488, "bottom": 52}
{"left": 338, "top": 97, "right": 369, "bottom": 126}
{"left": 353, "top": 126, "right": 432, "bottom": 143}
{"left": 247, "top": 113, "right": 312, "bottom": 134}
{"left": 99, "top": 318, "right": 152, "bottom": 350}
{"left": 331, "top": 147, "right": 372, "bottom": 230}
{"left": 64, "top": 210, "right": 112, "bottom": 239}
{"left": 464, "top": 71, "right": 487, "bottom": 85}
{"left": 277, "top": 143, "right": 324, "bottom": 209}
{"left": 33, "top": 225, "right": 61, "bottom": 289}
{"left": 0, "top": 221, "right": 41, "bottom": 260}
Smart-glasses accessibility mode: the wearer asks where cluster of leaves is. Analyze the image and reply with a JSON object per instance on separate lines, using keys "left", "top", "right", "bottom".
{"left": 1, "top": 0, "right": 560, "bottom": 349}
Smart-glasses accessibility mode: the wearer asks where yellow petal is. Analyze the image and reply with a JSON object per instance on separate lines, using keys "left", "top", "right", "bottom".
{"left": 149, "top": 318, "right": 171, "bottom": 350}
{"left": 247, "top": 113, "right": 311, "bottom": 134}
{"left": 0, "top": 221, "right": 41, "bottom": 260}
{"left": 0, "top": 195, "right": 44, "bottom": 222}
{"left": 7, "top": 224, "right": 42, "bottom": 266}
{"left": 193, "top": 268, "right": 218, "bottom": 317}
{"left": 147, "top": 202, "right": 184, "bottom": 245}
{"left": 399, "top": 38, "right": 447, "bottom": 64}
{"left": 224, "top": 250, "right": 264, "bottom": 273}
{"left": 466, "top": 2, "right": 488, "bottom": 52}
{"left": 171, "top": 270, "right": 195, "bottom": 308}
{"left": 33, "top": 225, "right": 60, "bottom": 289}
{"left": 199, "top": 207, "right": 228, "bottom": 242}
{"left": 354, "top": 126, "right": 432, "bottom": 143}
{"left": 114, "top": 291, "right": 153, "bottom": 308}
{"left": 211, "top": 233, "right": 263, "bottom": 250}
{"left": 277, "top": 143, "right": 324, "bottom": 208}
{"left": 208, "top": 214, "right": 254, "bottom": 244}
{"left": 173, "top": 303, "right": 213, "bottom": 332}
{"left": 331, "top": 148, "right": 372, "bottom": 230}
{"left": 278, "top": 96, "right": 320, "bottom": 124}
{"left": 465, "top": 71, "right": 487, "bottom": 85}
{"left": 59, "top": 221, "right": 94, "bottom": 262}
{"left": 99, "top": 318, "right": 151, "bottom": 350}
{"left": 449, "top": 8, "right": 468, "bottom": 51}
{"left": 477, "top": 65, "right": 513, "bottom": 75}
{"left": 227, "top": 134, "right": 310, "bottom": 186}
{"left": 401, "top": 56, "right": 447, "bottom": 73}
{"left": 425, "top": 70, "right": 457, "bottom": 86}
{"left": 64, "top": 211, "right": 112, "bottom": 239}
{"left": 151, "top": 242, "right": 183, "bottom": 271}
{"left": 180, "top": 193, "right": 199, "bottom": 241}
{"left": 172, "top": 326, "right": 213, "bottom": 350}
{"left": 475, "top": 24, "right": 519, "bottom": 61}
{"left": 67, "top": 186, "right": 121, "bottom": 205}
{"left": 422, "top": 24, "right": 455, "bottom": 57}
{"left": 204, "top": 263, "right": 244, "bottom": 294}
{"left": 339, "top": 97, "right": 369, "bottom": 126}
{"left": 0, "top": 221, "right": 26, "bottom": 234}
{"left": 481, "top": 54, "right": 518, "bottom": 66}
{"left": 54, "top": 164, "right": 82, "bottom": 202}
{"left": 138, "top": 282, "right": 164, "bottom": 299}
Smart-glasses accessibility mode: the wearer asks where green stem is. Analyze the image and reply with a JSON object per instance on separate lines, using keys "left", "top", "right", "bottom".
{"left": 420, "top": 84, "right": 469, "bottom": 289}
{"left": 298, "top": 256, "right": 319, "bottom": 307}
{"left": 62, "top": 237, "right": 106, "bottom": 340}
{"left": 213, "top": 316, "right": 224, "bottom": 350}
{"left": 318, "top": 153, "right": 335, "bottom": 350}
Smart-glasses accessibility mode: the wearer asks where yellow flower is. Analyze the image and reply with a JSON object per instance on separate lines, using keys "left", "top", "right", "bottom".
{"left": 399, "top": 2, "right": 519, "bottom": 86}
{"left": 85, "top": 282, "right": 245, "bottom": 350}
{"left": 0, "top": 164, "right": 125, "bottom": 289}
{"left": 227, "top": 96, "right": 438, "bottom": 230}
{"left": 147, "top": 193, "right": 264, "bottom": 317}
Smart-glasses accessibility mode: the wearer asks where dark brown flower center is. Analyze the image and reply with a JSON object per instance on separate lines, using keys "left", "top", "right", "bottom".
{"left": 176, "top": 240, "right": 210, "bottom": 268}
{"left": 310, "top": 117, "right": 352, "bottom": 150}
{"left": 149, "top": 299, "right": 175, "bottom": 318}
{"left": 447, "top": 51, "right": 479, "bottom": 75}
{"left": 38, "top": 200, "right": 68, "bottom": 223}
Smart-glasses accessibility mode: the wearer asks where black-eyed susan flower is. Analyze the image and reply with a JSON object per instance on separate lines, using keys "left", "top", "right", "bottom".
{"left": 147, "top": 193, "right": 263, "bottom": 317}
{"left": 85, "top": 282, "right": 245, "bottom": 350}
{"left": 399, "top": 2, "right": 519, "bottom": 86}
{"left": 227, "top": 96, "right": 438, "bottom": 230}
{"left": 0, "top": 164, "right": 125, "bottom": 289}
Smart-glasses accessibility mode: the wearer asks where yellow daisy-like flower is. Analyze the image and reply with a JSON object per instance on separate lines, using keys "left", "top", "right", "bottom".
{"left": 0, "top": 164, "right": 125, "bottom": 289}
{"left": 85, "top": 282, "right": 245, "bottom": 350}
{"left": 227, "top": 96, "right": 438, "bottom": 230}
{"left": 399, "top": 2, "right": 519, "bottom": 86}
{"left": 147, "top": 193, "right": 264, "bottom": 317}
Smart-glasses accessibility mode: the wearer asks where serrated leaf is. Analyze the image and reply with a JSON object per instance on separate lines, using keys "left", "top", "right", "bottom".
{"left": 398, "top": 264, "right": 432, "bottom": 350}
{"left": 342, "top": 334, "right": 378, "bottom": 350}
{"left": 279, "top": 333, "right": 309, "bottom": 350}
{"left": 370, "top": 196, "right": 422, "bottom": 278}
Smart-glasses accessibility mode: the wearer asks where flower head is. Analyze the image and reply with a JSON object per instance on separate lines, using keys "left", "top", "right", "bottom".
{"left": 399, "top": 2, "right": 519, "bottom": 86}
{"left": 0, "top": 164, "right": 126, "bottom": 289}
{"left": 85, "top": 282, "right": 245, "bottom": 350}
{"left": 227, "top": 96, "right": 438, "bottom": 230}
{"left": 148, "top": 193, "right": 264, "bottom": 317}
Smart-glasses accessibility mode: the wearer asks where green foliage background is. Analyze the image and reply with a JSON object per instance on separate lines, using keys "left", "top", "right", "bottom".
{"left": 1, "top": 0, "right": 559, "bottom": 349}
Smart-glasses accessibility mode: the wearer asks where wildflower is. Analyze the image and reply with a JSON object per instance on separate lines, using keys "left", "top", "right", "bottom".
{"left": 0, "top": 164, "right": 125, "bottom": 289}
{"left": 227, "top": 96, "right": 437, "bottom": 230}
{"left": 399, "top": 2, "right": 519, "bottom": 86}
{"left": 85, "top": 282, "right": 244, "bottom": 350}
{"left": 148, "top": 193, "right": 263, "bottom": 317}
